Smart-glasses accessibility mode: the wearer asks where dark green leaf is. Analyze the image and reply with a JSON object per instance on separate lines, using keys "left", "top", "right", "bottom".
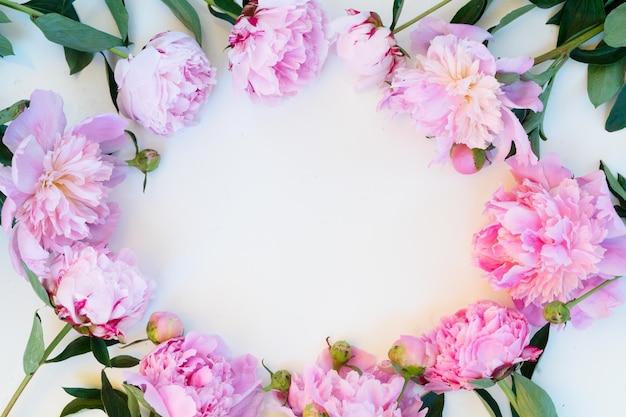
{"left": 390, "top": 0, "right": 404, "bottom": 31}
{"left": 587, "top": 58, "right": 626, "bottom": 107}
{"left": 47, "top": 336, "right": 118, "bottom": 363}
{"left": 421, "top": 391, "right": 445, "bottom": 417}
{"left": 208, "top": 6, "right": 236, "bottom": 25}
{"left": 605, "top": 84, "right": 626, "bottom": 131}
{"left": 60, "top": 398, "right": 104, "bottom": 417}
{"left": 600, "top": 161, "right": 626, "bottom": 203}
{"left": 23, "top": 261, "right": 53, "bottom": 307}
{"left": 0, "top": 10, "right": 10, "bottom": 23}
{"left": 160, "top": 0, "right": 202, "bottom": 45}
{"left": 64, "top": 48, "right": 94, "bottom": 75}
{"left": 63, "top": 387, "right": 102, "bottom": 399}
{"left": 101, "top": 370, "right": 131, "bottom": 417}
{"left": 489, "top": 4, "right": 536, "bottom": 34}
{"left": 32, "top": 13, "right": 124, "bottom": 53}
{"left": 91, "top": 337, "right": 111, "bottom": 367}
{"left": 511, "top": 372, "right": 558, "bottom": 417}
{"left": 605, "top": 3, "right": 626, "bottom": 47}
{"left": 123, "top": 384, "right": 159, "bottom": 416}
{"left": 23, "top": 312, "right": 44, "bottom": 375}
{"left": 213, "top": 0, "right": 243, "bottom": 17}
{"left": 110, "top": 355, "right": 140, "bottom": 368}
{"left": 0, "top": 33, "right": 13, "bottom": 57}
{"left": 104, "top": 0, "right": 129, "bottom": 42}
{"left": 475, "top": 389, "right": 503, "bottom": 417}
{"left": 520, "top": 323, "right": 550, "bottom": 379}
{"left": 528, "top": 0, "right": 565, "bottom": 7}
{"left": 451, "top": 0, "right": 492, "bottom": 25}
{"left": 0, "top": 131, "right": 10, "bottom": 166}
{"left": 0, "top": 99, "right": 28, "bottom": 125}
{"left": 556, "top": 0, "right": 605, "bottom": 45}
{"left": 102, "top": 53, "right": 119, "bottom": 112}
{"left": 546, "top": 8, "right": 563, "bottom": 25}
{"left": 24, "top": 0, "right": 79, "bottom": 19}
{"left": 571, "top": 43, "right": 626, "bottom": 65}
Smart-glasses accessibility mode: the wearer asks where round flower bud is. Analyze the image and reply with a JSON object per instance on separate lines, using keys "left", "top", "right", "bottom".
{"left": 450, "top": 144, "right": 489, "bottom": 175}
{"left": 388, "top": 335, "right": 435, "bottom": 378}
{"left": 303, "top": 403, "right": 329, "bottom": 417}
{"left": 127, "top": 149, "right": 161, "bottom": 174}
{"left": 146, "top": 311, "right": 184, "bottom": 344}
{"left": 542, "top": 301, "right": 571, "bottom": 324}
{"left": 265, "top": 369, "right": 291, "bottom": 394}
{"left": 329, "top": 340, "right": 352, "bottom": 369}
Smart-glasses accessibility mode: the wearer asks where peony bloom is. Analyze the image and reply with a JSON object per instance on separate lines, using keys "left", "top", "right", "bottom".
{"left": 115, "top": 31, "right": 217, "bottom": 136}
{"left": 228, "top": 0, "right": 329, "bottom": 102}
{"left": 330, "top": 9, "right": 405, "bottom": 90}
{"left": 146, "top": 311, "right": 185, "bottom": 344}
{"left": 378, "top": 17, "right": 543, "bottom": 172}
{"left": 126, "top": 332, "right": 264, "bottom": 417}
{"left": 472, "top": 153, "right": 626, "bottom": 328}
{"left": 0, "top": 90, "right": 128, "bottom": 277}
{"left": 419, "top": 300, "right": 541, "bottom": 393}
{"left": 44, "top": 242, "right": 154, "bottom": 340}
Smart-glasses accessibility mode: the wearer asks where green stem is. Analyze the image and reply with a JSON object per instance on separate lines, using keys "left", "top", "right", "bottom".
{"left": 534, "top": 23, "right": 604, "bottom": 65}
{"left": 108, "top": 46, "right": 129, "bottom": 59}
{"left": 1, "top": 323, "right": 73, "bottom": 417}
{"left": 204, "top": 0, "right": 240, "bottom": 20}
{"left": 566, "top": 276, "right": 622, "bottom": 309}
{"left": 0, "top": 0, "right": 43, "bottom": 17}
{"left": 396, "top": 376, "right": 410, "bottom": 405}
{"left": 496, "top": 379, "right": 521, "bottom": 416}
{"left": 392, "top": 0, "right": 453, "bottom": 34}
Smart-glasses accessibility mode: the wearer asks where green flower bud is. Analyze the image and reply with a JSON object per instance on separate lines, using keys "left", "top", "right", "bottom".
{"left": 127, "top": 149, "right": 161, "bottom": 174}
{"left": 329, "top": 340, "right": 352, "bottom": 370}
{"left": 266, "top": 369, "right": 291, "bottom": 393}
{"left": 543, "top": 301, "right": 571, "bottom": 324}
{"left": 302, "top": 403, "right": 329, "bottom": 417}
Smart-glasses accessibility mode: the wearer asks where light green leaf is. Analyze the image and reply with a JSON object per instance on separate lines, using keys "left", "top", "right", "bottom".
{"left": 160, "top": 0, "right": 202, "bottom": 45}
{"left": 0, "top": 33, "right": 13, "bottom": 57}
{"left": 23, "top": 261, "right": 53, "bottom": 307}
{"left": 587, "top": 58, "right": 626, "bottom": 107}
{"left": 23, "top": 312, "right": 44, "bottom": 375}
{"left": 469, "top": 378, "right": 496, "bottom": 389}
{"left": 605, "top": 3, "right": 626, "bottom": 48}
{"left": 0, "top": 10, "right": 10, "bottom": 23}
{"left": 104, "top": 0, "right": 129, "bottom": 41}
{"left": 0, "top": 99, "right": 28, "bottom": 125}
{"left": 122, "top": 385, "right": 141, "bottom": 417}
{"left": 511, "top": 372, "right": 558, "bottom": 417}
{"left": 123, "top": 384, "right": 159, "bottom": 416}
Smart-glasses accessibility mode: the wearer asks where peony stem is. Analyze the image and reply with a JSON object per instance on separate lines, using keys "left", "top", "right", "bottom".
{"left": 496, "top": 379, "right": 521, "bottom": 416}
{"left": 533, "top": 23, "right": 604, "bottom": 66}
{"left": 566, "top": 276, "right": 623, "bottom": 309}
{"left": 0, "top": 0, "right": 43, "bottom": 17}
{"left": 108, "top": 46, "right": 129, "bottom": 59}
{"left": 392, "top": 0, "right": 453, "bottom": 34}
{"left": 396, "top": 377, "right": 410, "bottom": 405}
{"left": 0, "top": 323, "right": 73, "bottom": 417}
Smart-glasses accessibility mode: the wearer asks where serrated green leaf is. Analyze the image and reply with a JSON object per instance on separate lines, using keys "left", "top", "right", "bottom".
{"left": 123, "top": 384, "right": 159, "bottom": 416}
{"left": 91, "top": 337, "right": 111, "bottom": 367}
{"left": 23, "top": 261, "right": 53, "bottom": 307}
{"left": 469, "top": 378, "right": 496, "bottom": 389}
{"left": 0, "top": 10, "right": 10, "bottom": 23}
{"left": 0, "top": 33, "right": 13, "bottom": 57}
{"left": 60, "top": 398, "right": 104, "bottom": 417}
{"left": 104, "top": 0, "right": 129, "bottom": 42}
{"left": 110, "top": 355, "right": 140, "bottom": 368}
{"left": 587, "top": 59, "right": 626, "bottom": 107}
{"left": 571, "top": 43, "right": 626, "bottom": 65}
{"left": 0, "top": 99, "right": 28, "bottom": 125}
{"left": 605, "top": 84, "right": 626, "bottom": 131}
{"left": 557, "top": 0, "right": 605, "bottom": 45}
{"left": 605, "top": 3, "right": 626, "bottom": 47}
{"left": 101, "top": 370, "right": 131, "bottom": 417}
{"left": 511, "top": 372, "right": 558, "bottom": 417}
{"left": 32, "top": 13, "right": 124, "bottom": 53}
{"left": 475, "top": 389, "right": 503, "bottom": 417}
{"left": 160, "top": 0, "right": 202, "bottom": 45}
{"left": 520, "top": 323, "right": 550, "bottom": 379}
{"left": 451, "top": 0, "right": 492, "bottom": 25}
{"left": 490, "top": 4, "right": 536, "bottom": 34}
{"left": 23, "top": 312, "right": 44, "bottom": 375}
{"left": 421, "top": 391, "right": 445, "bottom": 417}
{"left": 390, "top": 0, "right": 404, "bottom": 31}
{"left": 63, "top": 387, "right": 102, "bottom": 399}
{"left": 64, "top": 47, "right": 94, "bottom": 74}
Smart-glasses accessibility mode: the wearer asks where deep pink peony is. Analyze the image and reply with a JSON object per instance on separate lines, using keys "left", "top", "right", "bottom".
{"left": 419, "top": 300, "right": 541, "bottom": 393}
{"left": 472, "top": 153, "right": 626, "bottom": 328}
{"left": 44, "top": 242, "right": 154, "bottom": 340}
{"left": 330, "top": 9, "right": 405, "bottom": 90}
{"left": 126, "top": 332, "right": 264, "bottom": 417}
{"left": 378, "top": 17, "right": 543, "bottom": 171}
{"left": 115, "top": 31, "right": 217, "bottom": 136}
{"left": 228, "top": 0, "right": 329, "bottom": 102}
{"left": 0, "top": 90, "right": 128, "bottom": 277}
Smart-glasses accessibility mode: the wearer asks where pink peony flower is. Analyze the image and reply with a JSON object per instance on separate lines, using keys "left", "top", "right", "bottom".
{"left": 0, "top": 90, "right": 128, "bottom": 277}
{"left": 126, "top": 332, "right": 264, "bottom": 417}
{"left": 330, "top": 9, "right": 405, "bottom": 90}
{"left": 115, "top": 31, "right": 217, "bottom": 136}
{"left": 228, "top": 0, "right": 329, "bottom": 102}
{"left": 146, "top": 311, "right": 185, "bottom": 344}
{"left": 378, "top": 17, "right": 543, "bottom": 171}
{"left": 472, "top": 153, "right": 626, "bottom": 328}
{"left": 44, "top": 242, "right": 154, "bottom": 340}
{"left": 419, "top": 300, "right": 541, "bottom": 393}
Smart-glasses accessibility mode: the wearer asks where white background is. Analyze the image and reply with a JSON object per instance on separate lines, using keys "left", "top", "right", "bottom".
{"left": 0, "top": 0, "right": 625, "bottom": 416}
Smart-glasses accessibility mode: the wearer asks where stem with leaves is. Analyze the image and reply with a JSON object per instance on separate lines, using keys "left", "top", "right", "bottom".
{"left": 534, "top": 23, "right": 604, "bottom": 65}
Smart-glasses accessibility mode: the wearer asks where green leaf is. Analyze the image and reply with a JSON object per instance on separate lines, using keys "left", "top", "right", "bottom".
{"left": 64, "top": 47, "right": 94, "bottom": 74}
{"left": 47, "top": 336, "right": 118, "bottom": 363}
{"left": 123, "top": 384, "right": 159, "bottom": 416}
{"left": 63, "top": 387, "right": 102, "bottom": 399}
{"left": 208, "top": 6, "right": 236, "bottom": 25}
{"left": 587, "top": 58, "right": 626, "bottom": 107}
{"left": 24, "top": 0, "right": 79, "bottom": 19}
{"left": 605, "top": 84, "right": 626, "bottom": 131}
{"left": 0, "top": 33, "right": 13, "bottom": 57}
{"left": 110, "top": 355, "right": 141, "bottom": 368}
{"left": 605, "top": 3, "right": 626, "bottom": 47}
{"left": 59, "top": 398, "right": 104, "bottom": 417}
{"left": 122, "top": 385, "right": 143, "bottom": 417}
{"left": 556, "top": 0, "right": 605, "bottom": 45}
{"left": 489, "top": 4, "right": 536, "bottom": 34}
{"left": 213, "top": 0, "right": 243, "bottom": 17}
{"left": 520, "top": 323, "right": 550, "bottom": 379}
{"left": 451, "top": 0, "right": 492, "bottom": 25}
{"left": 0, "top": 99, "right": 28, "bottom": 125}
{"left": 469, "top": 378, "right": 496, "bottom": 389}
{"left": 160, "top": 0, "right": 202, "bottom": 45}
{"left": 421, "top": 391, "right": 445, "bottom": 417}
{"left": 104, "top": 0, "right": 129, "bottom": 42}
{"left": 23, "top": 261, "right": 53, "bottom": 307}
{"left": 571, "top": 43, "right": 626, "bottom": 65}
{"left": 0, "top": 10, "right": 10, "bottom": 23}
{"left": 32, "top": 13, "right": 124, "bottom": 53}
{"left": 475, "top": 389, "right": 503, "bottom": 417}
{"left": 91, "top": 337, "right": 111, "bottom": 367}
{"left": 511, "top": 372, "right": 558, "bottom": 417}
{"left": 101, "top": 370, "right": 131, "bottom": 417}
{"left": 528, "top": 0, "right": 565, "bottom": 7}
{"left": 23, "top": 312, "right": 44, "bottom": 375}
{"left": 102, "top": 53, "right": 120, "bottom": 112}
{"left": 600, "top": 161, "right": 626, "bottom": 203}
{"left": 390, "top": 0, "right": 404, "bottom": 31}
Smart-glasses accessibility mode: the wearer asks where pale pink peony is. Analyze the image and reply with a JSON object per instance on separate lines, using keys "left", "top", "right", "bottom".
{"left": 378, "top": 17, "right": 543, "bottom": 171}
{"left": 419, "top": 300, "right": 541, "bottom": 393}
{"left": 115, "top": 31, "right": 217, "bottom": 136}
{"left": 44, "top": 242, "right": 154, "bottom": 340}
{"left": 330, "top": 9, "right": 405, "bottom": 90}
{"left": 472, "top": 153, "right": 626, "bottom": 328}
{"left": 228, "top": 0, "right": 329, "bottom": 102}
{"left": 126, "top": 332, "right": 264, "bottom": 417}
{"left": 0, "top": 90, "right": 128, "bottom": 277}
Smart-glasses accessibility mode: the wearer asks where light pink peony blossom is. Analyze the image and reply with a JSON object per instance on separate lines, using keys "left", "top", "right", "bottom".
{"left": 44, "top": 242, "right": 154, "bottom": 340}
{"left": 115, "top": 31, "right": 217, "bottom": 136}
{"left": 330, "top": 9, "right": 405, "bottom": 90}
{"left": 378, "top": 17, "right": 543, "bottom": 171}
{"left": 228, "top": 0, "right": 329, "bottom": 102}
{"left": 472, "top": 153, "right": 626, "bottom": 328}
{"left": 419, "top": 300, "right": 541, "bottom": 393}
{"left": 126, "top": 332, "right": 264, "bottom": 417}
{"left": 0, "top": 90, "right": 128, "bottom": 277}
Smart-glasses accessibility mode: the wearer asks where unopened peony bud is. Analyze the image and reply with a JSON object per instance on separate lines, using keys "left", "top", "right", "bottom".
{"left": 146, "top": 311, "right": 184, "bottom": 344}
{"left": 264, "top": 369, "right": 292, "bottom": 393}
{"left": 329, "top": 340, "right": 352, "bottom": 370}
{"left": 450, "top": 144, "right": 489, "bottom": 175}
{"left": 388, "top": 335, "right": 434, "bottom": 378}
{"left": 127, "top": 149, "right": 161, "bottom": 174}
{"left": 303, "top": 403, "right": 329, "bottom": 417}
{"left": 542, "top": 301, "right": 571, "bottom": 324}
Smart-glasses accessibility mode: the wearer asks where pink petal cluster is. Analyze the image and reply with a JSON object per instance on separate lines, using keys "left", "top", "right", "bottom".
{"left": 472, "top": 153, "right": 626, "bottom": 328}
{"left": 0, "top": 90, "right": 128, "bottom": 277}
{"left": 115, "top": 31, "right": 217, "bottom": 136}
{"left": 330, "top": 9, "right": 405, "bottom": 90}
{"left": 378, "top": 17, "right": 543, "bottom": 171}
{"left": 44, "top": 242, "right": 154, "bottom": 340}
{"left": 417, "top": 300, "right": 541, "bottom": 393}
{"left": 228, "top": 0, "right": 329, "bottom": 102}
{"left": 126, "top": 332, "right": 264, "bottom": 417}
